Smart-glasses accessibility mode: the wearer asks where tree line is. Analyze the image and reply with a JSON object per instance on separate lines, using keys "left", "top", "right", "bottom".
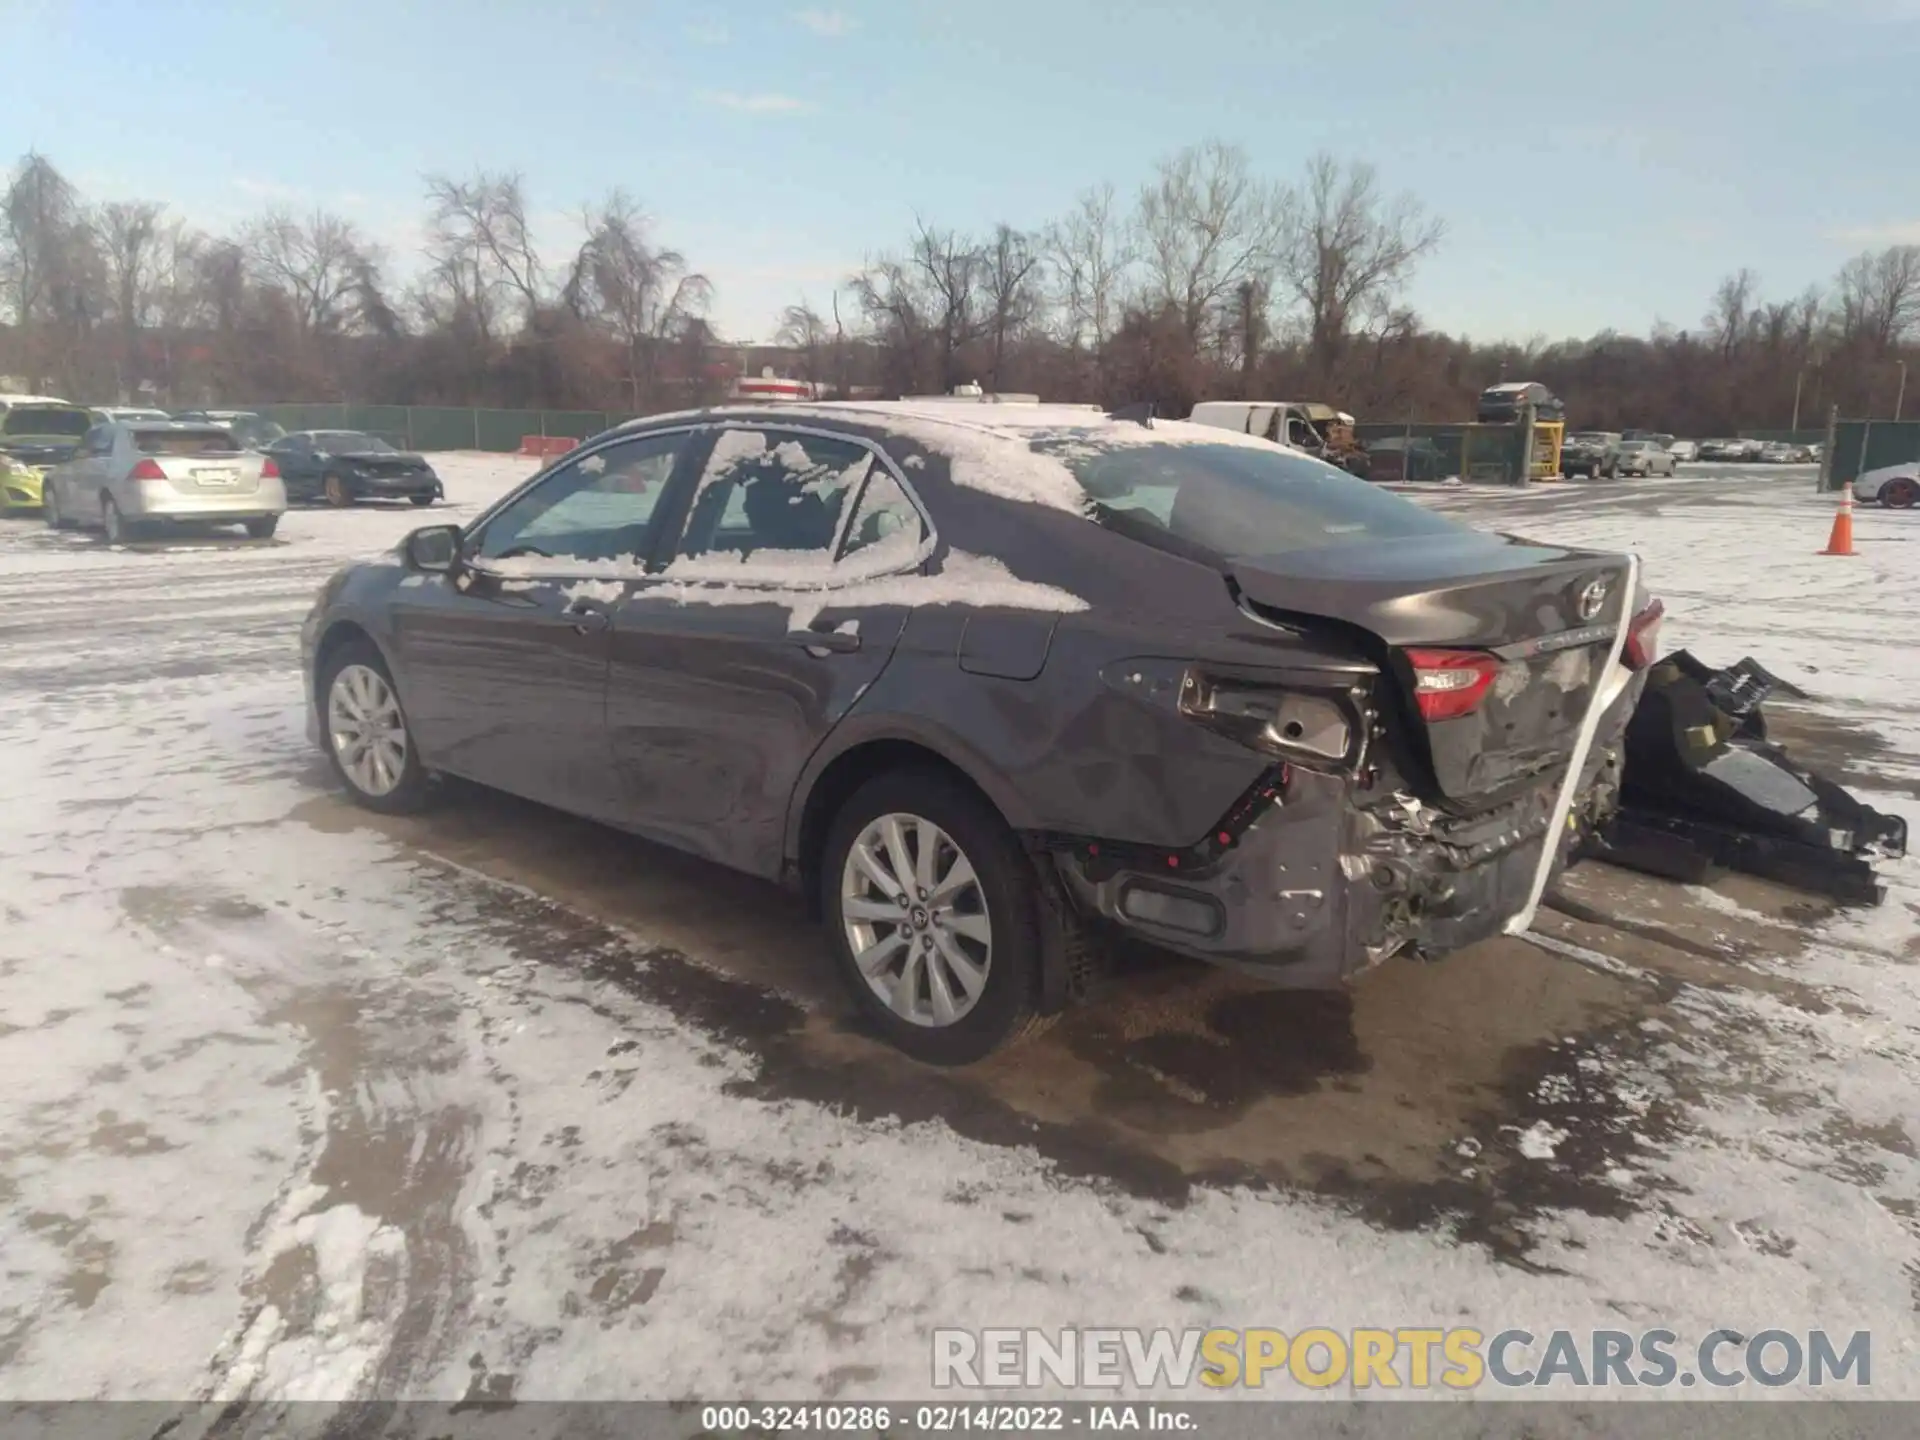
{"left": 4, "top": 145, "right": 1916, "bottom": 434}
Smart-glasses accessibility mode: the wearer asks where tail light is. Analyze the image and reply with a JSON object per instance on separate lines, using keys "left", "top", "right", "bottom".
{"left": 1404, "top": 648, "right": 1502, "bottom": 722}
{"left": 127, "top": 458, "right": 166, "bottom": 482}
{"left": 1622, "top": 597, "right": 1665, "bottom": 670}
{"left": 260, "top": 457, "right": 280, "bottom": 479}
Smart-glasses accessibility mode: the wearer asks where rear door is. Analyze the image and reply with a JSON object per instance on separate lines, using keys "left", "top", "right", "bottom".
{"left": 388, "top": 429, "right": 696, "bottom": 820}
{"left": 605, "top": 425, "right": 924, "bottom": 876}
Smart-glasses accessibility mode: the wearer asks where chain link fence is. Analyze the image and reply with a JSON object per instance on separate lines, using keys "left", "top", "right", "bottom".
{"left": 239, "top": 404, "right": 652, "bottom": 453}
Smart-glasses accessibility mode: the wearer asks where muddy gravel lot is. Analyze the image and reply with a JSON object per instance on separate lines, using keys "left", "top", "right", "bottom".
{"left": 1, "top": 458, "right": 1915, "bottom": 1406}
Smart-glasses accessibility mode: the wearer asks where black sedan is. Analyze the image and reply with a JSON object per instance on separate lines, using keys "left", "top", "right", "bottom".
{"left": 301, "top": 403, "right": 1662, "bottom": 1065}
{"left": 267, "top": 430, "right": 444, "bottom": 507}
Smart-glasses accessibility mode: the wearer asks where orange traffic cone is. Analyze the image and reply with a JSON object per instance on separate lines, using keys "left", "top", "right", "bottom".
{"left": 1821, "top": 488, "right": 1857, "bottom": 556}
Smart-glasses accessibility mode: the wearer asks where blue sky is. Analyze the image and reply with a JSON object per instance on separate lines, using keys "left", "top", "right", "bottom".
{"left": 11, "top": 0, "right": 1920, "bottom": 343}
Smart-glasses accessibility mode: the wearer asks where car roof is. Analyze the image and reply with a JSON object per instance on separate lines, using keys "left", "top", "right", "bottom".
{"left": 615, "top": 399, "right": 1258, "bottom": 445}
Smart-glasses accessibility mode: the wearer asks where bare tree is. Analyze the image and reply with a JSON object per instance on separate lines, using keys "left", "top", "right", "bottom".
{"left": 566, "top": 190, "right": 711, "bottom": 409}
{"left": 1134, "top": 140, "right": 1285, "bottom": 347}
{"left": 2, "top": 153, "right": 98, "bottom": 388}
{"left": 908, "top": 219, "right": 985, "bottom": 388}
{"left": 1272, "top": 153, "right": 1445, "bottom": 382}
{"left": 1045, "top": 182, "right": 1134, "bottom": 386}
{"left": 422, "top": 171, "right": 546, "bottom": 335}
{"left": 849, "top": 254, "right": 934, "bottom": 394}
{"left": 1831, "top": 245, "right": 1920, "bottom": 353}
{"left": 775, "top": 301, "right": 829, "bottom": 383}
{"left": 94, "top": 200, "right": 166, "bottom": 395}
{"left": 1705, "top": 268, "right": 1759, "bottom": 359}
{"left": 980, "top": 224, "right": 1041, "bottom": 389}
{"left": 244, "top": 208, "right": 382, "bottom": 336}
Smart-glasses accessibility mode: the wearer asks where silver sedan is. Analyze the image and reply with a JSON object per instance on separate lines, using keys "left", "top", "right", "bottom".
{"left": 43, "top": 420, "right": 288, "bottom": 542}
{"left": 1615, "top": 440, "right": 1678, "bottom": 477}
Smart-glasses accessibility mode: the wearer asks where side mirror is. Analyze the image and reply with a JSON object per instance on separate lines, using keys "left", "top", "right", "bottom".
{"left": 404, "top": 523, "right": 462, "bottom": 573}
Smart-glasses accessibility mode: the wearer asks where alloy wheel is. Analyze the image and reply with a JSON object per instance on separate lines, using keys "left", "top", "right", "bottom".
{"left": 839, "top": 811, "right": 993, "bottom": 1028}
{"left": 327, "top": 663, "right": 408, "bottom": 796}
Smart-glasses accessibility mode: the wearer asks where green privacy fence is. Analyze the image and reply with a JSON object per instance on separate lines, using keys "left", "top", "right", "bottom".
{"left": 1819, "top": 419, "right": 1920, "bottom": 491}
{"left": 1353, "top": 422, "right": 1531, "bottom": 483}
{"left": 239, "top": 404, "right": 651, "bottom": 453}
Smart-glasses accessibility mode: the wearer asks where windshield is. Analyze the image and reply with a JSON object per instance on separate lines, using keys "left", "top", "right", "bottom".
{"left": 133, "top": 428, "right": 240, "bottom": 456}
{"left": 3, "top": 407, "right": 89, "bottom": 437}
{"left": 1035, "top": 434, "right": 1468, "bottom": 559}
{"left": 313, "top": 431, "right": 391, "bottom": 453}
{"left": 230, "top": 417, "right": 285, "bottom": 446}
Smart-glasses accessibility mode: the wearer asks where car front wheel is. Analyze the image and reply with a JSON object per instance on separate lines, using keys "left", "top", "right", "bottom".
{"left": 319, "top": 640, "right": 432, "bottom": 813}
{"left": 44, "top": 484, "right": 68, "bottom": 530}
{"left": 822, "top": 770, "right": 1047, "bottom": 1066}
{"left": 1881, "top": 476, "right": 1919, "bottom": 509}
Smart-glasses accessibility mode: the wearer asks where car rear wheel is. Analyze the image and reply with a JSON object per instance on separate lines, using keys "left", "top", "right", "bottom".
{"left": 409, "top": 494, "right": 436, "bottom": 507}
{"left": 1881, "top": 476, "right": 1919, "bottom": 509}
{"left": 323, "top": 472, "right": 352, "bottom": 507}
{"left": 245, "top": 515, "right": 280, "bottom": 539}
{"left": 822, "top": 770, "right": 1046, "bottom": 1066}
{"left": 101, "top": 495, "right": 141, "bottom": 544}
{"left": 319, "top": 641, "right": 431, "bottom": 813}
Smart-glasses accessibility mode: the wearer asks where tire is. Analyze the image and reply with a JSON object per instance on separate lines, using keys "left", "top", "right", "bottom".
{"left": 1881, "top": 476, "right": 1920, "bottom": 509}
{"left": 44, "top": 484, "right": 70, "bottom": 530}
{"left": 317, "top": 639, "right": 432, "bottom": 814}
{"left": 101, "top": 495, "right": 142, "bottom": 544}
{"left": 323, "top": 472, "right": 353, "bottom": 507}
{"left": 245, "top": 515, "right": 280, "bottom": 539}
{"left": 409, "top": 494, "right": 436, "bottom": 507}
{"left": 821, "top": 769, "right": 1047, "bottom": 1066}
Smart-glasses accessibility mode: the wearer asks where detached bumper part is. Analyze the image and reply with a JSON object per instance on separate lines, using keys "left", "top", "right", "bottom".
{"left": 1590, "top": 650, "right": 1907, "bottom": 904}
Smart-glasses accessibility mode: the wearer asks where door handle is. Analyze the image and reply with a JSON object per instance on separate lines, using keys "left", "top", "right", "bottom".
{"left": 789, "top": 625, "right": 861, "bottom": 654}
{"left": 564, "top": 598, "right": 611, "bottom": 634}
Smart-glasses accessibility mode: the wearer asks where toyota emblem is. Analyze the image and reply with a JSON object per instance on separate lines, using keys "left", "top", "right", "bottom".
{"left": 1577, "top": 579, "right": 1611, "bottom": 622}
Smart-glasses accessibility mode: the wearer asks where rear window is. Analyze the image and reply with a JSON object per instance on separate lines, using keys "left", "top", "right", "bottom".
{"left": 3, "top": 407, "right": 89, "bottom": 437}
{"left": 1034, "top": 435, "right": 1469, "bottom": 559}
{"left": 133, "top": 428, "right": 240, "bottom": 456}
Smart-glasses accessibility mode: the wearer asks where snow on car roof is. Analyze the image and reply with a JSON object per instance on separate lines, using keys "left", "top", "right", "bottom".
{"left": 612, "top": 400, "right": 1303, "bottom": 514}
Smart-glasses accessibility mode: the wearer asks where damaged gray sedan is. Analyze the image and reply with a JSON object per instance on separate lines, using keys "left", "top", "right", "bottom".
{"left": 301, "top": 402, "right": 1663, "bottom": 1065}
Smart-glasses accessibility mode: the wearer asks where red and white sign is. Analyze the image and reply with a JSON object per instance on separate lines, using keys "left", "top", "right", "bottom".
{"left": 728, "top": 373, "right": 818, "bottom": 403}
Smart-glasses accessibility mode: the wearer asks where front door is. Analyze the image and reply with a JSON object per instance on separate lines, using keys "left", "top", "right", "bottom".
{"left": 387, "top": 429, "right": 693, "bottom": 819}
{"left": 607, "top": 425, "right": 925, "bottom": 876}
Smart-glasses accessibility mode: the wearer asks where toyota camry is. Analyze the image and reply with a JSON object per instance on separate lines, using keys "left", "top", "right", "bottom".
{"left": 301, "top": 401, "right": 1661, "bottom": 1065}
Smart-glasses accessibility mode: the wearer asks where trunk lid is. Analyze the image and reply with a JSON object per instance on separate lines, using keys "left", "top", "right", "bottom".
{"left": 1230, "top": 532, "right": 1632, "bottom": 804}
{"left": 154, "top": 452, "right": 265, "bottom": 495}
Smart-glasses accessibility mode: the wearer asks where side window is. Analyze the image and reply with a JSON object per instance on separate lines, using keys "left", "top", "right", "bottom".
{"left": 84, "top": 426, "right": 113, "bottom": 456}
{"left": 839, "top": 468, "right": 925, "bottom": 570}
{"left": 475, "top": 431, "right": 685, "bottom": 566}
{"left": 672, "top": 428, "right": 872, "bottom": 569}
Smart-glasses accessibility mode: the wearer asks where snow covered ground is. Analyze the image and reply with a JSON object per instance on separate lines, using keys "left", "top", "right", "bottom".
{"left": 0, "top": 455, "right": 1915, "bottom": 1414}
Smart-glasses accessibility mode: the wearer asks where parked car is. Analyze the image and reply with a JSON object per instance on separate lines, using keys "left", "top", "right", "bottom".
{"left": 0, "top": 402, "right": 92, "bottom": 514}
{"left": 1476, "top": 381, "right": 1565, "bottom": 423}
{"left": 1615, "top": 440, "right": 1677, "bottom": 477}
{"left": 1760, "top": 442, "right": 1813, "bottom": 463}
{"left": 1697, "top": 439, "right": 1744, "bottom": 461}
{"left": 1852, "top": 463, "right": 1920, "bottom": 509}
{"left": 266, "top": 430, "right": 444, "bottom": 507}
{"left": 301, "top": 403, "right": 1661, "bottom": 1065}
{"left": 171, "top": 409, "right": 287, "bottom": 451}
{"left": 1560, "top": 432, "right": 1622, "bottom": 478}
{"left": 43, "top": 420, "right": 287, "bottom": 542}
{"left": 1667, "top": 440, "right": 1700, "bottom": 462}
{"left": 91, "top": 405, "right": 174, "bottom": 424}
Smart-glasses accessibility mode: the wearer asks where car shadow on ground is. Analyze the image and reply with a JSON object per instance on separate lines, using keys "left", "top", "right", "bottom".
{"left": 286, "top": 753, "right": 1879, "bottom": 1267}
